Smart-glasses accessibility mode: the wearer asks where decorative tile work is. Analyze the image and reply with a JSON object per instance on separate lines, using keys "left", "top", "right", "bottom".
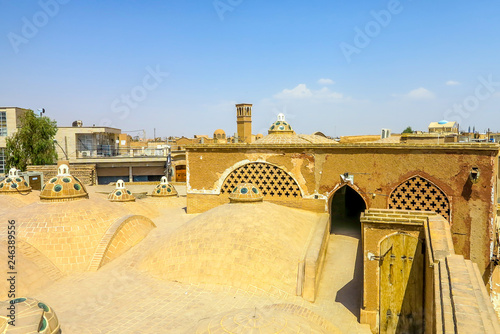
{"left": 228, "top": 182, "right": 263, "bottom": 203}
{"left": 0, "top": 168, "right": 31, "bottom": 194}
{"left": 388, "top": 176, "right": 450, "bottom": 220}
{"left": 108, "top": 180, "right": 135, "bottom": 202}
{"left": 0, "top": 297, "right": 60, "bottom": 334}
{"left": 220, "top": 163, "right": 301, "bottom": 199}
{"left": 151, "top": 176, "right": 178, "bottom": 197}
{"left": 253, "top": 114, "right": 336, "bottom": 145}
{"left": 40, "top": 164, "right": 88, "bottom": 202}
{"left": 269, "top": 120, "right": 294, "bottom": 134}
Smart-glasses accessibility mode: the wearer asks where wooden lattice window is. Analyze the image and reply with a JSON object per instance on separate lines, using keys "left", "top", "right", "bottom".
{"left": 388, "top": 176, "right": 450, "bottom": 220}
{"left": 220, "top": 163, "right": 301, "bottom": 198}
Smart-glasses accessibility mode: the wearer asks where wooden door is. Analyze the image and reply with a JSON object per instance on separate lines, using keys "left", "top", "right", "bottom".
{"left": 175, "top": 166, "right": 186, "bottom": 182}
{"left": 28, "top": 175, "right": 42, "bottom": 190}
{"left": 379, "top": 233, "right": 424, "bottom": 334}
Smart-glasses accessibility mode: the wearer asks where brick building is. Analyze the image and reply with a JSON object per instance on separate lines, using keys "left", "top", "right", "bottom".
{"left": 185, "top": 104, "right": 500, "bottom": 332}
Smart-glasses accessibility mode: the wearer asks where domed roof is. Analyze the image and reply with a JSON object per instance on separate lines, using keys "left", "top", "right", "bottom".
{"left": 108, "top": 180, "right": 135, "bottom": 202}
{"left": 0, "top": 297, "right": 60, "bottom": 333}
{"left": 151, "top": 176, "right": 178, "bottom": 197}
{"left": 253, "top": 133, "right": 337, "bottom": 145}
{"left": 228, "top": 183, "right": 263, "bottom": 203}
{"left": 0, "top": 168, "right": 31, "bottom": 194}
{"left": 269, "top": 121, "right": 294, "bottom": 134}
{"left": 140, "top": 202, "right": 320, "bottom": 295}
{"left": 40, "top": 164, "right": 88, "bottom": 202}
{"left": 1, "top": 196, "right": 154, "bottom": 274}
{"left": 214, "top": 129, "right": 226, "bottom": 135}
{"left": 268, "top": 114, "right": 294, "bottom": 134}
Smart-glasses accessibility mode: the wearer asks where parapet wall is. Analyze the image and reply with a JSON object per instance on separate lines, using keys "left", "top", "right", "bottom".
{"left": 426, "top": 215, "right": 500, "bottom": 333}
{"left": 301, "top": 214, "right": 330, "bottom": 302}
{"left": 27, "top": 164, "right": 96, "bottom": 185}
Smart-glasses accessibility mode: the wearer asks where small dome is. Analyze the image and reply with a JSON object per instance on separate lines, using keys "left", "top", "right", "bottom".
{"left": 151, "top": 176, "right": 178, "bottom": 197}
{"left": 108, "top": 179, "right": 135, "bottom": 202}
{"left": 0, "top": 297, "right": 60, "bottom": 333}
{"left": 229, "top": 183, "right": 263, "bottom": 203}
{"left": 40, "top": 164, "right": 88, "bottom": 202}
{"left": 256, "top": 133, "right": 264, "bottom": 140}
{"left": 0, "top": 168, "right": 31, "bottom": 194}
{"left": 268, "top": 114, "right": 294, "bottom": 134}
{"left": 438, "top": 120, "right": 448, "bottom": 125}
{"left": 213, "top": 129, "right": 226, "bottom": 141}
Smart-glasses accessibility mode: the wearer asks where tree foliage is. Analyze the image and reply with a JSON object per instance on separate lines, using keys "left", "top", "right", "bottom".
{"left": 6, "top": 110, "right": 58, "bottom": 171}
{"left": 402, "top": 126, "right": 413, "bottom": 134}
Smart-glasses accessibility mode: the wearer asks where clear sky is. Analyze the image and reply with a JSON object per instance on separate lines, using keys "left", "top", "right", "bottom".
{"left": 1, "top": 0, "right": 499, "bottom": 138}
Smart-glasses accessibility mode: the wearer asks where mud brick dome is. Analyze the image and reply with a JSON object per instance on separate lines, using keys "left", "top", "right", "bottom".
{"left": 140, "top": 201, "right": 319, "bottom": 295}
{"left": 108, "top": 179, "right": 136, "bottom": 202}
{"left": 268, "top": 113, "right": 294, "bottom": 134}
{"left": 253, "top": 114, "right": 336, "bottom": 145}
{"left": 151, "top": 176, "right": 178, "bottom": 197}
{"left": 40, "top": 164, "right": 88, "bottom": 202}
{"left": 0, "top": 168, "right": 31, "bottom": 194}
{"left": 0, "top": 297, "right": 60, "bottom": 333}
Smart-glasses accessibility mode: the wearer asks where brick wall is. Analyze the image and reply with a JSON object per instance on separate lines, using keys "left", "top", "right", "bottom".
{"left": 186, "top": 143, "right": 499, "bottom": 276}
{"left": 27, "top": 164, "right": 96, "bottom": 185}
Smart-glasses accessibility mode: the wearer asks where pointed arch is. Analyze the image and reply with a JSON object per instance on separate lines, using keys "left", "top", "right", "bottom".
{"left": 220, "top": 162, "right": 302, "bottom": 199}
{"left": 328, "top": 183, "right": 367, "bottom": 235}
{"left": 388, "top": 175, "right": 450, "bottom": 221}
{"left": 327, "top": 182, "right": 368, "bottom": 213}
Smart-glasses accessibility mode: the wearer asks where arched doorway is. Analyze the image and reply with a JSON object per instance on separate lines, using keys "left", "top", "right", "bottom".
{"left": 330, "top": 185, "right": 366, "bottom": 236}
{"left": 329, "top": 185, "right": 366, "bottom": 320}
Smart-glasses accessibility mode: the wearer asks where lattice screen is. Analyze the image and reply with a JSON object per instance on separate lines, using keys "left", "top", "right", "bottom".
{"left": 388, "top": 176, "right": 450, "bottom": 220}
{"left": 220, "top": 163, "right": 301, "bottom": 198}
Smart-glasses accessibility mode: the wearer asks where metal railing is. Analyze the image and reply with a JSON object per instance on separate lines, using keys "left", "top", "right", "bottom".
{"left": 77, "top": 146, "right": 169, "bottom": 158}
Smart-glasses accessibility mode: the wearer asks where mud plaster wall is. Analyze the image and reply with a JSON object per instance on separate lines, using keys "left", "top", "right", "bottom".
{"left": 361, "top": 222, "right": 424, "bottom": 333}
{"left": 186, "top": 144, "right": 499, "bottom": 276}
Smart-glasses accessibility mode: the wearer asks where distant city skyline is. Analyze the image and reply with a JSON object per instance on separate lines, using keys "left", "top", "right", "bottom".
{"left": 1, "top": 0, "right": 499, "bottom": 138}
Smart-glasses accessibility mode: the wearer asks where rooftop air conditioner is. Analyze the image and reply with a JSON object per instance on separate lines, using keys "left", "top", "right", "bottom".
{"left": 81, "top": 151, "right": 91, "bottom": 157}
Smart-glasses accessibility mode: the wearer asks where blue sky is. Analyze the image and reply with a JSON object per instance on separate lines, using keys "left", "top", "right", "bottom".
{"left": 1, "top": 0, "right": 500, "bottom": 138}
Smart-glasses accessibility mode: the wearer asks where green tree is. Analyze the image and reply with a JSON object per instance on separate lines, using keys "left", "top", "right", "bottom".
{"left": 402, "top": 126, "right": 413, "bottom": 134}
{"left": 6, "top": 110, "right": 58, "bottom": 171}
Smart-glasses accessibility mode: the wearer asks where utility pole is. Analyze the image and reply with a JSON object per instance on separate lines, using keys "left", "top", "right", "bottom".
{"left": 53, "top": 139, "right": 69, "bottom": 160}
